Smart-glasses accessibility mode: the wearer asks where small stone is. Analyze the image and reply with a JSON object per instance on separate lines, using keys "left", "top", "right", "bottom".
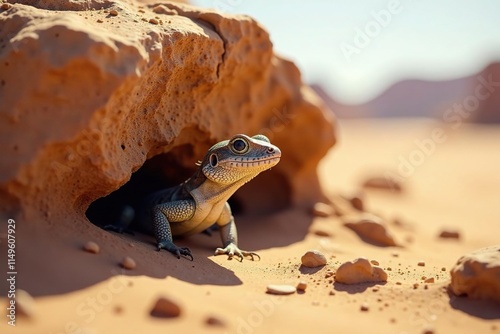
{"left": 121, "top": 256, "right": 136, "bottom": 270}
{"left": 313, "top": 229, "right": 331, "bottom": 237}
{"left": 343, "top": 214, "right": 398, "bottom": 247}
{"left": 360, "top": 303, "right": 369, "bottom": 311}
{"left": 422, "top": 326, "right": 435, "bottom": 334}
{"left": 1, "top": 3, "right": 12, "bottom": 10}
{"left": 438, "top": 229, "right": 460, "bottom": 239}
{"left": 266, "top": 284, "right": 296, "bottom": 295}
{"left": 16, "top": 290, "right": 36, "bottom": 317}
{"left": 296, "top": 281, "right": 307, "bottom": 291}
{"left": 311, "top": 202, "right": 334, "bottom": 217}
{"left": 413, "top": 283, "right": 419, "bottom": 289}
{"left": 205, "top": 315, "right": 226, "bottom": 327}
{"left": 329, "top": 290, "right": 336, "bottom": 296}
{"left": 417, "top": 261, "right": 425, "bottom": 267}
{"left": 325, "top": 269, "right": 334, "bottom": 278}
{"left": 450, "top": 245, "right": 500, "bottom": 302}
{"left": 97, "top": 19, "right": 103, "bottom": 23}
{"left": 301, "top": 250, "right": 327, "bottom": 268}
{"left": 149, "top": 18, "right": 159, "bottom": 25}
{"left": 372, "top": 286, "right": 380, "bottom": 292}
{"left": 335, "top": 258, "right": 388, "bottom": 284}
{"left": 83, "top": 241, "right": 100, "bottom": 254}
{"left": 109, "top": 9, "right": 118, "bottom": 16}
{"left": 150, "top": 296, "right": 181, "bottom": 318}
{"left": 350, "top": 194, "right": 364, "bottom": 211}
{"left": 370, "top": 259, "right": 380, "bottom": 266}
{"left": 362, "top": 176, "right": 402, "bottom": 192}
{"left": 424, "top": 277, "right": 435, "bottom": 283}
{"left": 391, "top": 252, "right": 399, "bottom": 257}
{"left": 396, "top": 282, "right": 402, "bottom": 285}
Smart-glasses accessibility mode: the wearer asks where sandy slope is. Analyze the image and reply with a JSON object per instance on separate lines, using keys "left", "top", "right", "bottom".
{"left": 2, "top": 118, "right": 500, "bottom": 334}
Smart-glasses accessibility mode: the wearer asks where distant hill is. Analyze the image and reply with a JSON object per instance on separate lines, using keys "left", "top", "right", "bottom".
{"left": 311, "top": 62, "right": 500, "bottom": 123}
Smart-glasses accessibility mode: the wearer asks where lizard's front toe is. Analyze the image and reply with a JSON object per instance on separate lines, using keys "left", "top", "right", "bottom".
{"left": 157, "top": 240, "right": 193, "bottom": 261}
{"left": 215, "top": 243, "right": 260, "bottom": 261}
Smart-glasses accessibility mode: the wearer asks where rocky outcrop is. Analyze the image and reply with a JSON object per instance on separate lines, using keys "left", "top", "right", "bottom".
{"left": 0, "top": 1, "right": 336, "bottom": 223}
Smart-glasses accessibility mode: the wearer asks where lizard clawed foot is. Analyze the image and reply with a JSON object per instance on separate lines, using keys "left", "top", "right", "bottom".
{"left": 214, "top": 243, "right": 260, "bottom": 262}
{"left": 157, "top": 240, "right": 193, "bottom": 261}
{"left": 102, "top": 224, "right": 135, "bottom": 235}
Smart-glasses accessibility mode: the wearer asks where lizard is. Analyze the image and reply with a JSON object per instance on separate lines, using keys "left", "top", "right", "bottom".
{"left": 104, "top": 134, "right": 281, "bottom": 261}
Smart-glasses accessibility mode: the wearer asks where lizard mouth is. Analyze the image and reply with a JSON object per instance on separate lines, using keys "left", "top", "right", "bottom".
{"left": 224, "top": 156, "right": 281, "bottom": 169}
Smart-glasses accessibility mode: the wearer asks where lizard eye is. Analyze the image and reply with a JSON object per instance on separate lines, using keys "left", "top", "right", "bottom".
{"left": 230, "top": 138, "right": 249, "bottom": 154}
{"left": 209, "top": 153, "right": 218, "bottom": 167}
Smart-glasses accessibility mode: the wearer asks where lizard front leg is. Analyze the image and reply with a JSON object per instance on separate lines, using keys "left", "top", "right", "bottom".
{"left": 214, "top": 203, "right": 260, "bottom": 261}
{"left": 153, "top": 200, "right": 195, "bottom": 260}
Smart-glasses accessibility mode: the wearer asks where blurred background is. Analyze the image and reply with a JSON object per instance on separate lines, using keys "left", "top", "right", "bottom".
{"left": 192, "top": 0, "right": 500, "bottom": 122}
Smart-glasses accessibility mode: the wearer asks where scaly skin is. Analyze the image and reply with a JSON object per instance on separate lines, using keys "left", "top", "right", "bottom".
{"left": 107, "top": 134, "right": 281, "bottom": 261}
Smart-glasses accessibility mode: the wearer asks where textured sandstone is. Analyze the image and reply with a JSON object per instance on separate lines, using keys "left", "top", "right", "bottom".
{"left": 335, "top": 258, "right": 388, "bottom": 284}
{"left": 0, "top": 1, "right": 336, "bottom": 224}
{"left": 450, "top": 245, "right": 500, "bottom": 302}
{"left": 343, "top": 214, "right": 398, "bottom": 247}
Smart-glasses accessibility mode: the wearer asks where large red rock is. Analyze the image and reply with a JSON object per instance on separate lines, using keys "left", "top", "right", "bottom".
{"left": 0, "top": 0, "right": 336, "bottom": 224}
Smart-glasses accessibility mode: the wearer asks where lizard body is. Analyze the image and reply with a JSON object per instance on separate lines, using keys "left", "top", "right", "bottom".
{"left": 106, "top": 134, "right": 281, "bottom": 261}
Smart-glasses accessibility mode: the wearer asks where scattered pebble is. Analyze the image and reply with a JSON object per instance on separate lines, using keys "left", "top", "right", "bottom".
{"left": 325, "top": 269, "right": 334, "bottom": 278}
{"left": 422, "top": 325, "right": 435, "bottom": 334}
{"left": 313, "top": 229, "right": 331, "bottom": 237}
{"left": 413, "top": 283, "right": 419, "bottom": 289}
{"left": 83, "top": 241, "right": 100, "bottom": 254}
{"left": 370, "top": 259, "right": 380, "bottom": 266}
{"left": 350, "top": 194, "right": 364, "bottom": 211}
{"left": 266, "top": 284, "right": 296, "bottom": 295}
{"left": 329, "top": 290, "right": 336, "bottom": 296}
{"left": 362, "top": 176, "right": 402, "bottom": 192}
{"left": 296, "top": 281, "right": 308, "bottom": 291}
{"left": 391, "top": 252, "right": 399, "bottom": 257}
{"left": 424, "top": 277, "right": 435, "bottom": 284}
{"left": 311, "top": 202, "right": 334, "bottom": 217}
{"left": 372, "top": 286, "right": 380, "bottom": 292}
{"left": 121, "top": 256, "right": 136, "bottom": 270}
{"left": 301, "top": 250, "right": 327, "bottom": 268}
{"left": 438, "top": 229, "right": 460, "bottom": 239}
{"left": 417, "top": 261, "right": 425, "bottom": 267}
{"left": 150, "top": 296, "right": 182, "bottom": 318}
{"left": 96, "top": 19, "right": 103, "bottom": 23}
{"left": 109, "top": 9, "right": 118, "bottom": 16}
{"left": 441, "top": 267, "right": 446, "bottom": 271}
{"left": 335, "top": 258, "right": 388, "bottom": 284}
{"left": 450, "top": 245, "right": 500, "bottom": 302}
{"left": 1, "top": 2, "right": 12, "bottom": 10}
{"left": 360, "top": 303, "right": 369, "bottom": 311}
{"left": 16, "top": 290, "right": 36, "bottom": 317}
{"left": 205, "top": 315, "right": 226, "bottom": 327}
{"left": 149, "top": 18, "right": 159, "bottom": 25}
{"left": 343, "top": 214, "right": 398, "bottom": 247}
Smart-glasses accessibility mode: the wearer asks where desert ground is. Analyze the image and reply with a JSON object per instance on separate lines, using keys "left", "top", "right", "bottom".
{"left": 2, "top": 118, "right": 499, "bottom": 334}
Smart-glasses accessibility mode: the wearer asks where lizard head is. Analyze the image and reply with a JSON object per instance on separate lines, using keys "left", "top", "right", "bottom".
{"left": 200, "top": 134, "right": 281, "bottom": 185}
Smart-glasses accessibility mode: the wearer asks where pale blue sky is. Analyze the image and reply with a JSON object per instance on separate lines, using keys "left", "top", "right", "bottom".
{"left": 192, "top": 0, "right": 500, "bottom": 104}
